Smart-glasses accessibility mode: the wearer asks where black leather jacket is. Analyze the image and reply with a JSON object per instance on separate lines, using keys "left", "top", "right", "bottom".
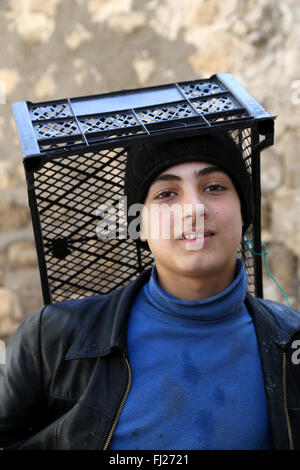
{"left": 1, "top": 267, "right": 300, "bottom": 450}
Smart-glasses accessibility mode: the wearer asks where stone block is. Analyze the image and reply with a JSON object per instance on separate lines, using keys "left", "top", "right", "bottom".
{"left": 261, "top": 149, "right": 283, "bottom": 194}
{"left": 0, "top": 199, "right": 30, "bottom": 230}
{"left": 7, "top": 241, "right": 38, "bottom": 269}
{"left": 270, "top": 187, "right": 300, "bottom": 256}
{"left": 4, "top": 268, "right": 44, "bottom": 321}
{"left": 0, "top": 287, "right": 23, "bottom": 338}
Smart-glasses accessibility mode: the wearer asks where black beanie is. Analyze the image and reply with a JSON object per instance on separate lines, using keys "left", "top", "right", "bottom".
{"left": 124, "top": 130, "right": 254, "bottom": 251}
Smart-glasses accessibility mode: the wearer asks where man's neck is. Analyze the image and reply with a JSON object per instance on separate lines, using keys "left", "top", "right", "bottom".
{"left": 154, "top": 262, "right": 237, "bottom": 301}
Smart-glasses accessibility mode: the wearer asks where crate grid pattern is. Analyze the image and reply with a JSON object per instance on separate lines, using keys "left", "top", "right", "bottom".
{"left": 28, "top": 77, "right": 252, "bottom": 154}
{"left": 135, "top": 101, "right": 196, "bottom": 124}
{"left": 79, "top": 112, "right": 138, "bottom": 134}
{"left": 230, "top": 128, "right": 255, "bottom": 294}
{"left": 32, "top": 127, "right": 256, "bottom": 303}
{"left": 179, "top": 80, "right": 225, "bottom": 98}
{"left": 34, "top": 120, "right": 79, "bottom": 140}
{"left": 31, "top": 93, "right": 248, "bottom": 144}
{"left": 30, "top": 101, "right": 73, "bottom": 119}
{"left": 34, "top": 147, "right": 153, "bottom": 300}
{"left": 191, "top": 94, "right": 240, "bottom": 114}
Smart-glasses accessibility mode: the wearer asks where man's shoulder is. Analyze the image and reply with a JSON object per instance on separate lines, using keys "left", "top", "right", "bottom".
{"left": 25, "top": 268, "right": 152, "bottom": 347}
{"left": 12, "top": 284, "right": 125, "bottom": 345}
{"left": 43, "top": 287, "right": 124, "bottom": 319}
{"left": 254, "top": 296, "right": 300, "bottom": 321}
{"left": 247, "top": 293, "right": 300, "bottom": 342}
{"left": 41, "top": 266, "right": 153, "bottom": 324}
{"left": 39, "top": 284, "right": 127, "bottom": 334}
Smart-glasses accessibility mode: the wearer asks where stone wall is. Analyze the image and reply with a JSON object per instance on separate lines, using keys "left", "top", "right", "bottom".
{"left": 0, "top": 0, "right": 300, "bottom": 341}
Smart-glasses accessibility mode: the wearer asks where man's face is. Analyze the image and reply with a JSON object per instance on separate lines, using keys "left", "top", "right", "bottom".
{"left": 140, "top": 161, "right": 243, "bottom": 283}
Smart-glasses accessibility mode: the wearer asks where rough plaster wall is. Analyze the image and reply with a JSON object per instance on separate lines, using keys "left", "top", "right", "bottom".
{"left": 0, "top": 0, "right": 300, "bottom": 340}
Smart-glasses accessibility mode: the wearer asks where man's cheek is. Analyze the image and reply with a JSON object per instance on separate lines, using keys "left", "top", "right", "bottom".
{"left": 159, "top": 208, "right": 173, "bottom": 240}
{"left": 160, "top": 205, "right": 184, "bottom": 240}
{"left": 140, "top": 207, "right": 149, "bottom": 241}
{"left": 141, "top": 205, "right": 172, "bottom": 241}
{"left": 217, "top": 206, "right": 243, "bottom": 240}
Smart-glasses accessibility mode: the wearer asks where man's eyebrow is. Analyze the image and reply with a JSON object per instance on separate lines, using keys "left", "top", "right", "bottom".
{"left": 152, "top": 166, "right": 225, "bottom": 183}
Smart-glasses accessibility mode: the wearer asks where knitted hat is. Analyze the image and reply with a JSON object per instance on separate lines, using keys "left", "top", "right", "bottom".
{"left": 124, "top": 130, "right": 254, "bottom": 251}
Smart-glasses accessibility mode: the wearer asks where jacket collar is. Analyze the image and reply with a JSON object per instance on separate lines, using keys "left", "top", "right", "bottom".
{"left": 245, "top": 292, "right": 300, "bottom": 347}
{"left": 65, "top": 267, "right": 300, "bottom": 360}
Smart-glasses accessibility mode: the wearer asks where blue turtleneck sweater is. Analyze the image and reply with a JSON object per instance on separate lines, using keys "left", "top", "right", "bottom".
{"left": 109, "top": 259, "right": 271, "bottom": 450}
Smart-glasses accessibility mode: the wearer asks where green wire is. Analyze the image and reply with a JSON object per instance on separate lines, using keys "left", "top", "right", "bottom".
{"left": 247, "top": 238, "right": 290, "bottom": 307}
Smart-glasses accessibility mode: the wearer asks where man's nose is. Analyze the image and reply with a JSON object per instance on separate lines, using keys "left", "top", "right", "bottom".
{"left": 183, "top": 189, "right": 206, "bottom": 211}
{"left": 181, "top": 190, "right": 207, "bottom": 226}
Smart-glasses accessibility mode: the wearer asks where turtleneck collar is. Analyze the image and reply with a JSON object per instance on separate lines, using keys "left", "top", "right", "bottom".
{"left": 143, "top": 258, "right": 248, "bottom": 322}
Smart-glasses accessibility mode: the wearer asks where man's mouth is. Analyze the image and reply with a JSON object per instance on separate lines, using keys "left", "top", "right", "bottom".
{"left": 177, "top": 230, "right": 215, "bottom": 240}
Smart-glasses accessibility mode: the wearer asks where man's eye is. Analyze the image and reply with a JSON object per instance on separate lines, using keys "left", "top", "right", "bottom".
{"left": 155, "top": 190, "right": 176, "bottom": 199}
{"left": 204, "top": 184, "right": 225, "bottom": 192}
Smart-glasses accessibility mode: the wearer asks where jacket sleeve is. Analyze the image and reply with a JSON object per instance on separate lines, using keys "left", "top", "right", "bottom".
{"left": 0, "top": 307, "right": 46, "bottom": 449}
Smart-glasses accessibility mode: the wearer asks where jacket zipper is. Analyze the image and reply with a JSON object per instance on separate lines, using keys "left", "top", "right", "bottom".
{"left": 282, "top": 351, "right": 294, "bottom": 450}
{"left": 103, "top": 354, "right": 132, "bottom": 450}
{"left": 102, "top": 350, "right": 294, "bottom": 450}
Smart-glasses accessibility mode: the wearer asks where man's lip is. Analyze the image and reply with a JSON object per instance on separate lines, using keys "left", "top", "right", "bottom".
{"left": 175, "top": 230, "right": 215, "bottom": 240}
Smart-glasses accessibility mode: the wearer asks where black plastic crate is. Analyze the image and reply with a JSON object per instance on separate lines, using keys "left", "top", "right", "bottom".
{"left": 12, "top": 73, "right": 275, "bottom": 305}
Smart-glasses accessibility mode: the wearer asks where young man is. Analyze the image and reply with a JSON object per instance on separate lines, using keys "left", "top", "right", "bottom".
{"left": 0, "top": 131, "right": 300, "bottom": 450}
